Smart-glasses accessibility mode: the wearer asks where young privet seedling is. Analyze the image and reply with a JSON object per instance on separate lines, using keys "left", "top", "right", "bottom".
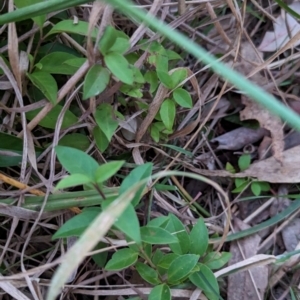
{"left": 226, "top": 154, "right": 271, "bottom": 196}
{"left": 53, "top": 146, "right": 231, "bottom": 300}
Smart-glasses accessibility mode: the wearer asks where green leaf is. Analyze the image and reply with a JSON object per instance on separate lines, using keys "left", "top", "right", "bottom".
{"left": 26, "top": 105, "right": 77, "bottom": 130}
{"left": 56, "top": 173, "right": 92, "bottom": 190}
{"left": 0, "top": 132, "right": 43, "bottom": 167}
{"left": 259, "top": 181, "right": 270, "bottom": 192}
{"left": 108, "top": 37, "right": 131, "bottom": 54}
{"left": 157, "top": 253, "right": 179, "bottom": 269}
{"left": 55, "top": 146, "right": 99, "bottom": 179}
{"left": 144, "top": 71, "right": 158, "bottom": 93}
{"left": 203, "top": 252, "right": 232, "bottom": 270}
{"left": 149, "top": 284, "right": 171, "bottom": 300}
{"left": 105, "top": 248, "right": 138, "bottom": 271}
{"left": 160, "top": 99, "right": 176, "bottom": 131}
{"left": 63, "top": 57, "right": 86, "bottom": 68}
{"left": 27, "top": 71, "right": 57, "bottom": 104}
{"left": 152, "top": 249, "right": 164, "bottom": 265}
{"left": 170, "top": 69, "right": 187, "bottom": 88}
{"left": 165, "top": 49, "right": 182, "bottom": 61}
{"left": 92, "top": 242, "right": 108, "bottom": 267}
{"left": 132, "top": 67, "right": 145, "bottom": 84}
{"left": 140, "top": 226, "right": 177, "bottom": 244}
{"left": 157, "top": 71, "right": 173, "bottom": 89}
{"left": 173, "top": 88, "right": 193, "bottom": 108}
{"left": 93, "top": 126, "right": 110, "bottom": 153}
{"left": 165, "top": 214, "right": 190, "bottom": 255}
{"left": 147, "top": 216, "right": 170, "bottom": 228}
{"left": 47, "top": 20, "right": 98, "bottom": 38}
{"left": 150, "top": 123, "right": 160, "bottom": 142}
{"left": 94, "top": 104, "right": 118, "bottom": 142}
{"left": 189, "top": 264, "right": 220, "bottom": 300}
{"left": 83, "top": 65, "right": 110, "bottom": 99}
{"left": 102, "top": 200, "right": 141, "bottom": 244}
{"left": 58, "top": 133, "right": 90, "bottom": 151}
{"left": 225, "top": 162, "right": 236, "bottom": 173}
{"left": 98, "top": 25, "right": 129, "bottom": 55}
{"left": 232, "top": 178, "right": 249, "bottom": 193}
{"left": 189, "top": 218, "right": 209, "bottom": 256}
{"left": 120, "top": 85, "right": 143, "bottom": 98}
{"left": 104, "top": 52, "right": 134, "bottom": 85}
{"left": 235, "top": 178, "right": 248, "bottom": 188}
{"left": 155, "top": 50, "right": 169, "bottom": 72}
{"left": 14, "top": 0, "right": 45, "bottom": 27}
{"left": 238, "top": 154, "right": 251, "bottom": 171}
{"left": 95, "top": 161, "right": 125, "bottom": 183}
{"left": 52, "top": 207, "right": 101, "bottom": 239}
{"left": 120, "top": 163, "right": 153, "bottom": 207}
{"left": 37, "top": 52, "right": 79, "bottom": 75}
{"left": 167, "top": 254, "right": 199, "bottom": 284}
{"left": 135, "top": 262, "right": 161, "bottom": 285}
{"left": 251, "top": 182, "right": 261, "bottom": 196}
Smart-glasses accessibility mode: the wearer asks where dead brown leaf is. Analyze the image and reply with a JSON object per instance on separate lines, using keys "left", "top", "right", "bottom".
{"left": 211, "top": 127, "right": 268, "bottom": 150}
{"left": 227, "top": 218, "right": 268, "bottom": 300}
{"left": 240, "top": 96, "right": 284, "bottom": 162}
{"left": 190, "top": 145, "right": 300, "bottom": 183}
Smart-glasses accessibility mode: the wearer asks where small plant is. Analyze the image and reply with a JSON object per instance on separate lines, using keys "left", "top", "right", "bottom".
{"left": 227, "top": 154, "right": 271, "bottom": 196}
{"left": 21, "top": 22, "right": 193, "bottom": 152}
{"left": 52, "top": 146, "right": 231, "bottom": 300}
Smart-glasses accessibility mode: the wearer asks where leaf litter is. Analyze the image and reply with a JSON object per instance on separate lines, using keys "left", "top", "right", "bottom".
{"left": 2, "top": 1, "right": 300, "bottom": 300}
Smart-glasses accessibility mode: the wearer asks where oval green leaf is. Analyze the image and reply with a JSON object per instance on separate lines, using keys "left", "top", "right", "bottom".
{"left": 55, "top": 146, "right": 98, "bottom": 179}
{"left": 56, "top": 173, "right": 92, "bottom": 190}
{"left": 157, "top": 253, "right": 179, "bottom": 269}
{"left": 58, "top": 133, "right": 90, "bottom": 151}
{"left": 105, "top": 248, "right": 138, "bottom": 271}
{"left": 83, "top": 65, "right": 110, "bottom": 100}
{"left": 26, "top": 105, "right": 77, "bottom": 129}
{"left": 120, "top": 163, "right": 153, "bottom": 207}
{"left": 203, "top": 252, "right": 232, "bottom": 270}
{"left": 149, "top": 284, "right": 171, "bottom": 300}
{"left": 189, "top": 218, "right": 209, "bottom": 256}
{"left": 165, "top": 214, "right": 190, "bottom": 255}
{"left": 251, "top": 181, "right": 261, "bottom": 196}
{"left": 98, "top": 25, "right": 129, "bottom": 55}
{"left": 95, "top": 161, "right": 125, "bottom": 183}
{"left": 94, "top": 104, "right": 118, "bottom": 142}
{"left": 27, "top": 71, "right": 57, "bottom": 104}
{"left": 238, "top": 154, "right": 251, "bottom": 171}
{"left": 102, "top": 200, "right": 141, "bottom": 244}
{"left": 93, "top": 126, "right": 109, "bottom": 153}
{"left": 140, "top": 226, "right": 177, "bottom": 244}
{"left": 52, "top": 207, "right": 101, "bottom": 239}
{"left": 189, "top": 264, "right": 220, "bottom": 300}
{"left": 104, "top": 52, "right": 134, "bottom": 85}
{"left": 160, "top": 98, "right": 176, "bottom": 131}
{"left": 173, "top": 88, "right": 193, "bottom": 108}
{"left": 47, "top": 20, "right": 98, "bottom": 38}
{"left": 167, "top": 254, "right": 199, "bottom": 283}
{"left": 37, "top": 52, "right": 79, "bottom": 75}
{"left": 135, "top": 262, "right": 161, "bottom": 285}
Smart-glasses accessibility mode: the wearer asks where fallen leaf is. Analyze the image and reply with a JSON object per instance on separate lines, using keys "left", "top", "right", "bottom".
{"left": 258, "top": 3, "right": 300, "bottom": 52}
{"left": 240, "top": 96, "right": 284, "bottom": 162}
{"left": 211, "top": 127, "right": 268, "bottom": 150}
{"left": 227, "top": 219, "right": 268, "bottom": 300}
{"left": 281, "top": 218, "right": 300, "bottom": 252}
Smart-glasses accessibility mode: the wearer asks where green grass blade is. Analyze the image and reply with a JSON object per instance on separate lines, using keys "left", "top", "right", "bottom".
{"left": 0, "top": 0, "right": 89, "bottom": 24}
{"left": 104, "top": 0, "right": 300, "bottom": 131}
{"left": 214, "top": 199, "right": 300, "bottom": 242}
